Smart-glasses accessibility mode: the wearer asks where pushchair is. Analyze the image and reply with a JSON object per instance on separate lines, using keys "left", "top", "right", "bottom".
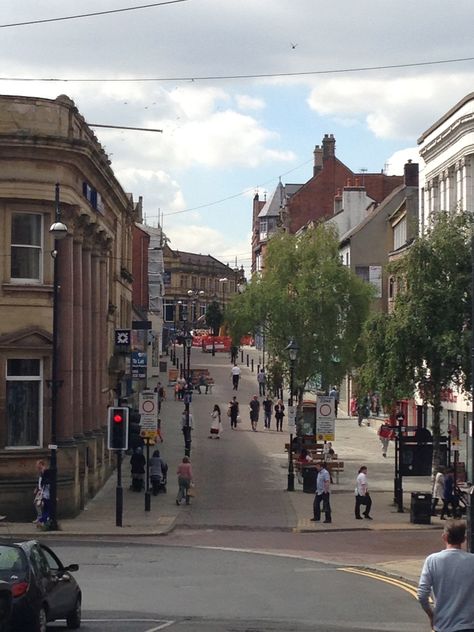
{"left": 151, "top": 462, "right": 168, "bottom": 495}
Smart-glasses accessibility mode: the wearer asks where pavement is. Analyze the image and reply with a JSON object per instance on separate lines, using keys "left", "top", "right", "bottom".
{"left": 0, "top": 345, "right": 445, "bottom": 584}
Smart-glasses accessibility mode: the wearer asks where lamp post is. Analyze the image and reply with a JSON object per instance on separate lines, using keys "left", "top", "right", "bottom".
{"left": 286, "top": 339, "right": 299, "bottom": 492}
{"left": 184, "top": 332, "right": 193, "bottom": 457}
{"left": 48, "top": 183, "right": 68, "bottom": 530}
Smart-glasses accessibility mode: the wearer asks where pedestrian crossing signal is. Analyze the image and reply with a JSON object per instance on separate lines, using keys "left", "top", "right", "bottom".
{"left": 107, "top": 407, "right": 129, "bottom": 450}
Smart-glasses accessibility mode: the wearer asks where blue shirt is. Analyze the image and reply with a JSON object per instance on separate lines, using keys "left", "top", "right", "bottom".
{"left": 418, "top": 548, "right": 474, "bottom": 632}
{"left": 316, "top": 468, "right": 330, "bottom": 495}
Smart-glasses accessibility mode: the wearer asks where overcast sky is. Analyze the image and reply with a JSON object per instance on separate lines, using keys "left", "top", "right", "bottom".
{"left": 2, "top": 0, "right": 474, "bottom": 271}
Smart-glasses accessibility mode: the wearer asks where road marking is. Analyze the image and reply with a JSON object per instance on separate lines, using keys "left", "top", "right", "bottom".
{"left": 145, "top": 622, "right": 175, "bottom": 631}
{"left": 338, "top": 567, "right": 418, "bottom": 599}
{"left": 83, "top": 619, "right": 175, "bottom": 630}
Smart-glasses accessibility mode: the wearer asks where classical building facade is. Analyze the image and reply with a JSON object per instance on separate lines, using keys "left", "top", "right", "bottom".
{"left": 0, "top": 94, "right": 137, "bottom": 519}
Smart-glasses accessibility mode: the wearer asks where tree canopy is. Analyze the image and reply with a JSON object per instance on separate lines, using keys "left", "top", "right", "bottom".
{"left": 226, "top": 224, "right": 373, "bottom": 399}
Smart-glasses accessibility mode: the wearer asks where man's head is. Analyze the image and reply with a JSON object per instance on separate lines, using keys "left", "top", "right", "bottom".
{"left": 36, "top": 459, "right": 46, "bottom": 473}
{"left": 443, "top": 520, "right": 466, "bottom": 546}
{"left": 315, "top": 462, "right": 323, "bottom": 471}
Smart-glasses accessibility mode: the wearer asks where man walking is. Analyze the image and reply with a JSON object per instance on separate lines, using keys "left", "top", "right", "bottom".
{"left": 249, "top": 395, "right": 260, "bottom": 432}
{"left": 257, "top": 368, "right": 266, "bottom": 396}
{"left": 311, "top": 462, "right": 332, "bottom": 523}
{"left": 417, "top": 520, "right": 474, "bottom": 632}
{"left": 231, "top": 363, "right": 241, "bottom": 390}
{"left": 355, "top": 465, "right": 373, "bottom": 520}
{"left": 263, "top": 395, "right": 273, "bottom": 429}
{"left": 329, "top": 386, "right": 339, "bottom": 418}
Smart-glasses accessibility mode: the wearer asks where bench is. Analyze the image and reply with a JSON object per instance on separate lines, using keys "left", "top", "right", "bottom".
{"left": 326, "top": 460, "right": 344, "bottom": 484}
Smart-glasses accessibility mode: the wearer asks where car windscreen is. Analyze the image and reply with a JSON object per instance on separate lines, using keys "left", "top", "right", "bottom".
{"left": 0, "top": 546, "right": 28, "bottom": 582}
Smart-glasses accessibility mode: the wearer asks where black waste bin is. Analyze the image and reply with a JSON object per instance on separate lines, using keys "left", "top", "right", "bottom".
{"left": 410, "top": 491, "right": 432, "bottom": 524}
{"left": 302, "top": 467, "right": 317, "bottom": 494}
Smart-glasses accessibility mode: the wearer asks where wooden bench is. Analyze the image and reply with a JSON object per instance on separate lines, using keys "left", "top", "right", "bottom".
{"left": 326, "top": 460, "right": 344, "bottom": 484}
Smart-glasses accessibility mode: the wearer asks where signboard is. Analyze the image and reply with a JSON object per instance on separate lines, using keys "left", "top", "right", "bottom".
{"left": 139, "top": 391, "right": 158, "bottom": 442}
{"left": 316, "top": 396, "right": 335, "bottom": 441}
{"left": 288, "top": 405, "right": 296, "bottom": 432}
{"left": 115, "top": 329, "right": 131, "bottom": 347}
{"left": 132, "top": 351, "right": 147, "bottom": 378}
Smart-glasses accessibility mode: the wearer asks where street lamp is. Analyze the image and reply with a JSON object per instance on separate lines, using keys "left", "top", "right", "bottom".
{"left": 184, "top": 332, "right": 193, "bottom": 457}
{"left": 48, "top": 183, "right": 68, "bottom": 530}
{"left": 285, "top": 339, "right": 299, "bottom": 492}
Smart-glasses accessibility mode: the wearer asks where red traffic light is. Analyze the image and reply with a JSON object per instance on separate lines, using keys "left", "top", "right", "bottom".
{"left": 113, "top": 413, "right": 124, "bottom": 423}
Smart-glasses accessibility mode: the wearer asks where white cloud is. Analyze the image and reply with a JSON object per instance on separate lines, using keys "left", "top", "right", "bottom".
{"left": 384, "top": 147, "right": 423, "bottom": 176}
{"left": 236, "top": 94, "right": 265, "bottom": 111}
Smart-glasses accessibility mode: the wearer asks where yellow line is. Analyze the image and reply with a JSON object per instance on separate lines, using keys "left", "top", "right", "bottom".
{"left": 338, "top": 567, "right": 418, "bottom": 599}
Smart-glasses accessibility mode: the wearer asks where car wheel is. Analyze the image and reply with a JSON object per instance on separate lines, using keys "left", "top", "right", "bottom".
{"left": 66, "top": 597, "right": 81, "bottom": 629}
{"left": 33, "top": 605, "right": 48, "bottom": 632}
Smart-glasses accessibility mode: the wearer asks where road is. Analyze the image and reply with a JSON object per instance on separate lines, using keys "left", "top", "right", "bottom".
{"left": 47, "top": 542, "right": 426, "bottom": 632}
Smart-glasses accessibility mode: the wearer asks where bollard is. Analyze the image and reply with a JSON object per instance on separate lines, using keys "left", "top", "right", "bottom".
{"left": 246, "top": 354, "right": 249, "bottom": 367}
{"left": 257, "top": 364, "right": 260, "bottom": 374}
{"left": 251, "top": 358, "right": 254, "bottom": 372}
{"left": 240, "top": 350, "right": 244, "bottom": 362}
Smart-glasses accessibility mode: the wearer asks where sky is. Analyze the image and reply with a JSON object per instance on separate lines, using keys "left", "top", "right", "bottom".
{"left": 2, "top": 0, "right": 474, "bottom": 273}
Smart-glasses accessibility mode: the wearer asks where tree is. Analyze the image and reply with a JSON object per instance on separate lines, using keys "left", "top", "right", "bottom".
{"left": 226, "top": 224, "right": 373, "bottom": 412}
{"left": 359, "top": 210, "right": 472, "bottom": 467}
{"left": 205, "top": 300, "right": 223, "bottom": 336}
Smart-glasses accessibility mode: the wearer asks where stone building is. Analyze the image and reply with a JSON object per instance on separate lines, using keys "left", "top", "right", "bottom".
{"left": 0, "top": 94, "right": 137, "bottom": 519}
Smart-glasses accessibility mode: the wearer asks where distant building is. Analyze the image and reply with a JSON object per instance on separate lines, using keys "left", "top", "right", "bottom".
{"left": 0, "top": 94, "right": 137, "bottom": 519}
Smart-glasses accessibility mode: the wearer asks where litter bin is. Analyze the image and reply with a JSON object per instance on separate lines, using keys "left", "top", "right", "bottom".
{"left": 410, "top": 491, "right": 432, "bottom": 524}
{"left": 159, "top": 360, "right": 167, "bottom": 373}
{"left": 302, "top": 466, "right": 317, "bottom": 494}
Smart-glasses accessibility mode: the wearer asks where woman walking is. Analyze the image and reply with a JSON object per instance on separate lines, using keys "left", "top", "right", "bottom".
{"left": 209, "top": 404, "right": 222, "bottom": 439}
{"left": 176, "top": 456, "right": 193, "bottom": 505}
{"left": 274, "top": 400, "right": 285, "bottom": 432}
{"left": 431, "top": 467, "right": 445, "bottom": 516}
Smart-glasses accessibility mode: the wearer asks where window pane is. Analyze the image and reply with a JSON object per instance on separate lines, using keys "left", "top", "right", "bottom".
{"left": 7, "top": 359, "right": 40, "bottom": 376}
{"left": 11, "top": 246, "right": 40, "bottom": 280}
{"left": 6, "top": 381, "right": 40, "bottom": 446}
{"left": 12, "top": 213, "right": 41, "bottom": 246}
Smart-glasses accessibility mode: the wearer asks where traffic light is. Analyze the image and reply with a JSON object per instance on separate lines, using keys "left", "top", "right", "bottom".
{"left": 107, "top": 407, "right": 129, "bottom": 450}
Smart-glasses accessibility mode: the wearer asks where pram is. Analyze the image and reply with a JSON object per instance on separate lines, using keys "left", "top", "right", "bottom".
{"left": 151, "top": 462, "right": 168, "bottom": 495}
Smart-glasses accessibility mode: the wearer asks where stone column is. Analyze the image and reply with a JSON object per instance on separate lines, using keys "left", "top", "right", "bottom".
{"left": 57, "top": 235, "right": 74, "bottom": 441}
{"left": 72, "top": 239, "right": 84, "bottom": 436}
{"left": 91, "top": 252, "right": 101, "bottom": 430}
{"left": 99, "top": 255, "right": 109, "bottom": 417}
{"left": 82, "top": 246, "right": 93, "bottom": 434}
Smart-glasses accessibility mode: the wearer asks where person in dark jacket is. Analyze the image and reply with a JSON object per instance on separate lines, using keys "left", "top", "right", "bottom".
{"left": 263, "top": 396, "right": 273, "bottom": 429}
{"left": 130, "top": 447, "right": 146, "bottom": 492}
{"left": 274, "top": 400, "right": 285, "bottom": 432}
{"left": 249, "top": 395, "right": 260, "bottom": 432}
{"left": 149, "top": 449, "right": 168, "bottom": 495}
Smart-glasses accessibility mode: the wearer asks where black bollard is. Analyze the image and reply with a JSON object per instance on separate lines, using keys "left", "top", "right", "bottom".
{"left": 251, "top": 358, "right": 254, "bottom": 372}
{"left": 246, "top": 354, "right": 249, "bottom": 367}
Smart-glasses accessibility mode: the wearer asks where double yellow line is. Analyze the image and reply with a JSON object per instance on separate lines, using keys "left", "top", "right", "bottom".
{"left": 338, "top": 567, "right": 418, "bottom": 599}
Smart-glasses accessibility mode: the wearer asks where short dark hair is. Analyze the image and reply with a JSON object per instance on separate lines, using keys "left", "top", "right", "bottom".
{"left": 444, "top": 520, "right": 466, "bottom": 545}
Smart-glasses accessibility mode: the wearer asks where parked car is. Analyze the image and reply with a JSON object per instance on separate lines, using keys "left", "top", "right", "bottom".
{"left": 0, "top": 540, "right": 81, "bottom": 631}
{"left": 0, "top": 580, "right": 12, "bottom": 632}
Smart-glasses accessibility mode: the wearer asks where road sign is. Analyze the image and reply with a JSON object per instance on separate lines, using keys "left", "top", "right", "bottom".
{"left": 139, "top": 391, "right": 158, "bottom": 435}
{"left": 115, "top": 329, "right": 131, "bottom": 346}
{"left": 316, "top": 396, "right": 335, "bottom": 441}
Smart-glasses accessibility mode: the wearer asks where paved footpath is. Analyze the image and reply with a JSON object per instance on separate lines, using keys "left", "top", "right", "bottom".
{"left": 1, "top": 345, "right": 446, "bottom": 584}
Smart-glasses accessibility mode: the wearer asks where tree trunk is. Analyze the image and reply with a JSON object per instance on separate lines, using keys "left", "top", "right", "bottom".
{"left": 431, "top": 390, "right": 442, "bottom": 474}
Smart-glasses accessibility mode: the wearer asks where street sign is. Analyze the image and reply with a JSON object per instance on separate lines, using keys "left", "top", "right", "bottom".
{"left": 115, "top": 329, "right": 131, "bottom": 346}
{"left": 139, "top": 391, "right": 158, "bottom": 440}
{"left": 316, "top": 396, "right": 335, "bottom": 441}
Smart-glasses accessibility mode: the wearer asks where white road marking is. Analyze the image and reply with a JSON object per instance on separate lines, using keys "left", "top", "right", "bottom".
{"left": 82, "top": 619, "right": 175, "bottom": 629}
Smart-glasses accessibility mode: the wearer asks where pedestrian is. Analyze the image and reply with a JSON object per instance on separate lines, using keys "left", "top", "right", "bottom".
{"left": 274, "top": 399, "right": 285, "bottom": 432}
{"left": 257, "top": 368, "right": 266, "bottom": 396}
{"left": 249, "top": 395, "right": 260, "bottom": 431}
{"left": 228, "top": 396, "right": 239, "bottom": 429}
{"left": 156, "top": 417, "right": 164, "bottom": 443}
{"left": 230, "top": 345, "right": 238, "bottom": 364}
{"left": 417, "top": 520, "right": 474, "bottom": 632}
{"left": 149, "top": 449, "right": 168, "bottom": 495}
{"left": 176, "top": 456, "right": 193, "bottom": 505}
{"left": 440, "top": 468, "right": 458, "bottom": 520}
{"left": 154, "top": 381, "right": 165, "bottom": 412}
{"left": 33, "top": 459, "right": 46, "bottom": 524}
{"left": 130, "top": 447, "right": 146, "bottom": 492}
{"left": 209, "top": 404, "right": 222, "bottom": 439}
{"left": 231, "top": 363, "right": 241, "bottom": 390}
{"left": 311, "top": 462, "right": 332, "bottom": 523}
{"left": 354, "top": 465, "right": 373, "bottom": 520}
{"left": 431, "top": 467, "right": 445, "bottom": 517}
{"left": 197, "top": 373, "right": 209, "bottom": 394}
{"left": 377, "top": 422, "right": 393, "bottom": 457}
{"left": 329, "top": 386, "right": 339, "bottom": 418}
{"left": 263, "top": 395, "right": 273, "bottom": 429}
{"left": 181, "top": 407, "right": 194, "bottom": 451}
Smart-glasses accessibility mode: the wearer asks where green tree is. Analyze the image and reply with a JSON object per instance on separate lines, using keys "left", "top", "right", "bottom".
{"left": 359, "top": 210, "right": 472, "bottom": 466}
{"left": 205, "top": 300, "right": 223, "bottom": 336}
{"left": 227, "top": 224, "right": 372, "bottom": 410}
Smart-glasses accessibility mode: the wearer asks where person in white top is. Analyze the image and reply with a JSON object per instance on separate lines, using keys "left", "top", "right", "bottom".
{"left": 231, "top": 364, "right": 241, "bottom": 390}
{"left": 354, "top": 465, "right": 373, "bottom": 520}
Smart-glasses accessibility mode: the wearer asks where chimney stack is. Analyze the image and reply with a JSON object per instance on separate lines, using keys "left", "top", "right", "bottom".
{"left": 404, "top": 160, "right": 419, "bottom": 187}
{"left": 313, "top": 145, "right": 323, "bottom": 176}
{"left": 322, "top": 133, "right": 336, "bottom": 160}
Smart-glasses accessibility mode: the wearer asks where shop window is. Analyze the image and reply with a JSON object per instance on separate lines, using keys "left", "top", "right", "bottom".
{"left": 163, "top": 302, "right": 174, "bottom": 322}
{"left": 6, "top": 359, "right": 42, "bottom": 447}
{"left": 11, "top": 213, "right": 43, "bottom": 282}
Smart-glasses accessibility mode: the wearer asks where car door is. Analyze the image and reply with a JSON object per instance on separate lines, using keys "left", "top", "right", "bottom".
{"left": 39, "top": 545, "right": 77, "bottom": 619}
{"left": 28, "top": 544, "right": 60, "bottom": 619}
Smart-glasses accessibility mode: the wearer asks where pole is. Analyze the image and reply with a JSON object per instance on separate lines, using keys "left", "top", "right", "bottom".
{"left": 48, "top": 183, "right": 63, "bottom": 531}
{"left": 185, "top": 341, "right": 192, "bottom": 457}
{"left": 144, "top": 438, "right": 151, "bottom": 511}
{"left": 469, "top": 231, "right": 474, "bottom": 551}
{"left": 395, "top": 413, "right": 404, "bottom": 512}
{"left": 116, "top": 450, "right": 123, "bottom": 527}
{"left": 287, "top": 359, "right": 295, "bottom": 492}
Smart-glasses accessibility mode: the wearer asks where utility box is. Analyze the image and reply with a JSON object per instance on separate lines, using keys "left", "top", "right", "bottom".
{"left": 410, "top": 491, "right": 432, "bottom": 524}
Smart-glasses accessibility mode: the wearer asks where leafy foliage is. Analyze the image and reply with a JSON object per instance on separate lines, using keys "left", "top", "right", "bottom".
{"left": 227, "top": 224, "right": 373, "bottom": 399}
{"left": 205, "top": 300, "right": 223, "bottom": 336}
